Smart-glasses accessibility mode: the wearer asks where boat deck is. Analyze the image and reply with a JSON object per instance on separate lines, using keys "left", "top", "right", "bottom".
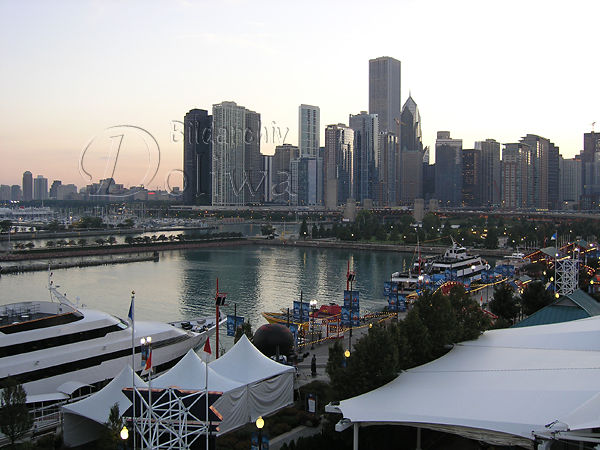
{"left": 0, "top": 304, "right": 50, "bottom": 327}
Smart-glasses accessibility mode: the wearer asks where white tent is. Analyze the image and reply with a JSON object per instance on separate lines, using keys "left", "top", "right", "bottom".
{"left": 61, "top": 335, "right": 295, "bottom": 446}
{"left": 152, "top": 349, "right": 249, "bottom": 435}
{"left": 62, "top": 366, "right": 147, "bottom": 447}
{"left": 209, "top": 334, "right": 295, "bottom": 431}
{"left": 329, "top": 316, "right": 600, "bottom": 449}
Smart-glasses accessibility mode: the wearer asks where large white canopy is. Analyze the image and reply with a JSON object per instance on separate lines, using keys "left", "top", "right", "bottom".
{"left": 62, "top": 366, "right": 147, "bottom": 447}
{"left": 331, "top": 316, "right": 600, "bottom": 448}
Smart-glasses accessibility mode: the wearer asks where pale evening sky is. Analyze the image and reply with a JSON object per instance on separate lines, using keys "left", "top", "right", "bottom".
{"left": 0, "top": 0, "right": 598, "bottom": 190}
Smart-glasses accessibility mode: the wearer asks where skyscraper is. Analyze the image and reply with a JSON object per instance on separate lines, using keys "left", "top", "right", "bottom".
{"left": 272, "top": 144, "right": 299, "bottom": 204}
{"left": 475, "top": 139, "right": 502, "bottom": 206}
{"left": 502, "top": 143, "right": 530, "bottom": 209}
{"left": 399, "top": 95, "right": 424, "bottom": 204}
{"left": 377, "top": 132, "right": 398, "bottom": 206}
{"left": 299, "top": 105, "right": 320, "bottom": 157}
{"left": 22, "top": 171, "right": 32, "bottom": 201}
{"left": 435, "top": 131, "right": 463, "bottom": 206}
{"left": 349, "top": 112, "right": 379, "bottom": 204}
{"left": 581, "top": 131, "right": 600, "bottom": 208}
{"left": 369, "top": 57, "right": 401, "bottom": 133}
{"left": 559, "top": 157, "right": 582, "bottom": 207}
{"left": 183, "top": 109, "right": 212, "bottom": 205}
{"left": 462, "top": 149, "right": 481, "bottom": 206}
{"left": 211, "top": 101, "right": 260, "bottom": 206}
{"left": 519, "top": 134, "right": 559, "bottom": 209}
{"left": 33, "top": 175, "right": 48, "bottom": 201}
{"left": 10, "top": 185, "right": 21, "bottom": 201}
{"left": 324, "top": 124, "right": 354, "bottom": 209}
{"left": 244, "top": 109, "right": 263, "bottom": 204}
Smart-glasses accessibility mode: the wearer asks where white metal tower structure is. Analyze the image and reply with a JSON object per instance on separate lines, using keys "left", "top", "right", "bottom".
{"left": 555, "top": 248, "right": 579, "bottom": 296}
{"left": 126, "top": 387, "right": 219, "bottom": 449}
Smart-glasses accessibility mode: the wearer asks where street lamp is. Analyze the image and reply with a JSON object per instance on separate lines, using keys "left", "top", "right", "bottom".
{"left": 343, "top": 349, "right": 350, "bottom": 368}
{"left": 309, "top": 299, "right": 317, "bottom": 349}
{"left": 120, "top": 426, "right": 129, "bottom": 440}
{"left": 256, "top": 416, "right": 264, "bottom": 450}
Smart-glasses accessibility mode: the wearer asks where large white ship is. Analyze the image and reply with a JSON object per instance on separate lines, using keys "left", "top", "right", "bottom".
{"left": 0, "top": 282, "right": 223, "bottom": 397}
{"left": 421, "top": 238, "right": 490, "bottom": 279}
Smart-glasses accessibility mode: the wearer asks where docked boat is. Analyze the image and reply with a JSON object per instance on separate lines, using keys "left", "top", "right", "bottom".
{"left": 421, "top": 238, "right": 490, "bottom": 279}
{"left": 0, "top": 281, "right": 224, "bottom": 397}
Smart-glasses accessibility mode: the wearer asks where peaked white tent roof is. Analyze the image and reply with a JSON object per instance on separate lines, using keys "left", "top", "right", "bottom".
{"left": 63, "top": 366, "right": 146, "bottom": 447}
{"left": 332, "top": 316, "right": 600, "bottom": 448}
{"left": 208, "top": 335, "right": 295, "bottom": 383}
{"left": 152, "top": 349, "right": 243, "bottom": 392}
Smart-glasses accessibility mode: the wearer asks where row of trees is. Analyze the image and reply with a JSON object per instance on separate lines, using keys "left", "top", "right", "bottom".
{"left": 326, "top": 286, "right": 491, "bottom": 400}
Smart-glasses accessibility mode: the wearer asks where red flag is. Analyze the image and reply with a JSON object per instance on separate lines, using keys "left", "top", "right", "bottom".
{"left": 203, "top": 337, "right": 212, "bottom": 355}
{"left": 480, "top": 294, "right": 483, "bottom": 306}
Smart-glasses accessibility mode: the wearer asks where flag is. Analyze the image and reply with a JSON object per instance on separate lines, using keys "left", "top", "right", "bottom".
{"left": 142, "top": 348, "right": 152, "bottom": 373}
{"left": 480, "top": 294, "right": 483, "bottom": 306}
{"left": 128, "top": 297, "right": 134, "bottom": 322}
{"left": 203, "top": 337, "right": 212, "bottom": 355}
{"left": 551, "top": 233, "right": 557, "bottom": 241}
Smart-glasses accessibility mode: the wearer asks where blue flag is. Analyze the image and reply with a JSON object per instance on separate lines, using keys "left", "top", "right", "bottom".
{"left": 128, "top": 297, "right": 134, "bottom": 322}
{"left": 551, "top": 233, "right": 557, "bottom": 240}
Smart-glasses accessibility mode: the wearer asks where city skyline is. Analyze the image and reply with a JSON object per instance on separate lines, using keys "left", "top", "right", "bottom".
{"left": 1, "top": 0, "right": 599, "bottom": 188}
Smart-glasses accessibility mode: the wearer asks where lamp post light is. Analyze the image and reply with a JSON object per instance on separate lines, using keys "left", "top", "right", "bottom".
{"left": 310, "top": 300, "right": 317, "bottom": 349}
{"left": 120, "top": 425, "right": 129, "bottom": 441}
{"left": 343, "top": 349, "right": 350, "bottom": 368}
{"left": 256, "top": 416, "right": 264, "bottom": 450}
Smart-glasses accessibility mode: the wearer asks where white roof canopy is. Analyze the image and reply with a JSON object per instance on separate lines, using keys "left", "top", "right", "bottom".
{"left": 332, "top": 316, "right": 600, "bottom": 448}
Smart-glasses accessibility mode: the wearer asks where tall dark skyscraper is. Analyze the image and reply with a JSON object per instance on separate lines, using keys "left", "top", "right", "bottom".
{"left": 435, "top": 131, "right": 463, "bottom": 206}
{"left": 475, "top": 139, "right": 501, "bottom": 206}
{"left": 349, "top": 112, "right": 379, "bottom": 204}
{"left": 22, "top": 171, "right": 32, "bottom": 201}
{"left": 244, "top": 109, "right": 263, "bottom": 204}
{"left": 369, "top": 57, "right": 401, "bottom": 134}
{"left": 462, "top": 149, "right": 481, "bottom": 206}
{"left": 183, "top": 109, "right": 212, "bottom": 205}
{"left": 272, "top": 144, "right": 299, "bottom": 204}
{"left": 581, "top": 131, "right": 600, "bottom": 208}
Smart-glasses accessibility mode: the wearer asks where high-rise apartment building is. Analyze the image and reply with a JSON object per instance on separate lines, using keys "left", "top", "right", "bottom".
{"left": 369, "top": 57, "right": 401, "bottom": 133}
{"left": 33, "top": 175, "right": 48, "bottom": 201}
{"left": 324, "top": 124, "right": 354, "bottom": 209}
{"left": 462, "top": 149, "right": 481, "bottom": 206}
{"left": 0, "top": 185, "right": 10, "bottom": 201}
{"left": 559, "top": 157, "right": 582, "bottom": 207}
{"left": 22, "top": 171, "right": 32, "bottom": 201}
{"left": 502, "top": 143, "right": 530, "bottom": 209}
{"left": 299, "top": 105, "right": 320, "bottom": 157}
{"left": 183, "top": 109, "right": 212, "bottom": 205}
{"left": 519, "top": 134, "right": 559, "bottom": 209}
{"left": 211, "top": 101, "right": 261, "bottom": 206}
{"left": 349, "top": 112, "right": 379, "bottom": 204}
{"left": 272, "top": 144, "right": 299, "bottom": 204}
{"left": 10, "top": 185, "right": 21, "bottom": 201}
{"left": 49, "top": 180, "right": 62, "bottom": 199}
{"left": 435, "top": 131, "right": 463, "bottom": 206}
{"left": 581, "top": 131, "right": 600, "bottom": 208}
{"left": 474, "top": 139, "right": 502, "bottom": 206}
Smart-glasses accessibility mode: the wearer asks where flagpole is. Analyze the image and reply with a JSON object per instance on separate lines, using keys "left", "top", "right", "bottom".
{"left": 205, "top": 337, "right": 210, "bottom": 450}
{"left": 130, "top": 290, "right": 136, "bottom": 450}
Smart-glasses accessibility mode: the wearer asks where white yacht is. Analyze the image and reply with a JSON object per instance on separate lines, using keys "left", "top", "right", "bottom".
{"left": 421, "top": 239, "right": 490, "bottom": 279}
{"left": 0, "top": 282, "right": 224, "bottom": 397}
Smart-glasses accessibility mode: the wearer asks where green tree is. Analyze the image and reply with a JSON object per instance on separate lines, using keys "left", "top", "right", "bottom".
{"left": 318, "top": 224, "right": 326, "bottom": 238}
{"left": 521, "top": 281, "right": 554, "bottom": 316}
{"left": 25, "top": 242, "right": 35, "bottom": 249}
{"left": 74, "top": 216, "right": 104, "bottom": 229}
{"left": 311, "top": 224, "right": 318, "bottom": 239}
{"left": 0, "top": 220, "right": 12, "bottom": 232}
{"left": 490, "top": 284, "right": 519, "bottom": 323}
{"left": 107, "top": 236, "right": 117, "bottom": 245}
{"left": 97, "top": 402, "right": 124, "bottom": 449}
{"left": 399, "top": 309, "right": 433, "bottom": 367}
{"left": 299, "top": 218, "right": 308, "bottom": 239}
{"left": 389, "top": 226, "right": 400, "bottom": 242}
{"left": 46, "top": 240, "right": 55, "bottom": 248}
{"left": 261, "top": 223, "right": 275, "bottom": 236}
{"left": 414, "top": 290, "right": 457, "bottom": 357}
{"left": 124, "top": 236, "right": 135, "bottom": 245}
{"left": 95, "top": 238, "right": 105, "bottom": 246}
{"left": 78, "top": 238, "right": 87, "bottom": 247}
{"left": 234, "top": 321, "right": 253, "bottom": 343}
{"left": 0, "top": 378, "right": 33, "bottom": 446}
{"left": 484, "top": 228, "right": 499, "bottom": 249}
{"left": 446, "top": 286, "right": 491, "bottom": 342}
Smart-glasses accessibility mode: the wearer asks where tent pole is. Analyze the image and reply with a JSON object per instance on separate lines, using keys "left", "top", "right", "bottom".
{"left": 416, "top": 427, "right": 421, "bottom": 450}
{"left": 353, "top": 423, "right": 359, "bottom": 450}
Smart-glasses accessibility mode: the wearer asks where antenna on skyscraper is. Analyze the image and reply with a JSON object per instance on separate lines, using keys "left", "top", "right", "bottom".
{"left": 592, "top": 122, "right": 596, "bottom": 132}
